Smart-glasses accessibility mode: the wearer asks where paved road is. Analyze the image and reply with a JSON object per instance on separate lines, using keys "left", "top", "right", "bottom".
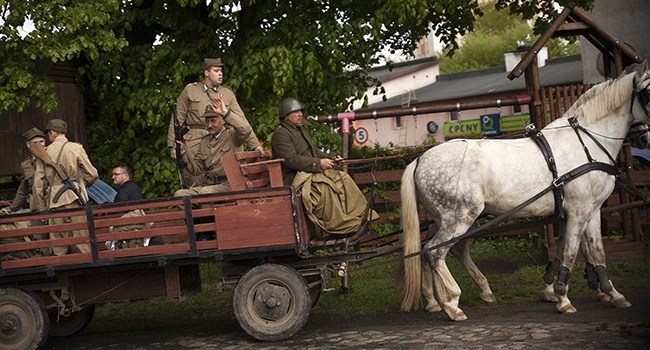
{"left": 45, "top": 292, "right": 650, "bottom": 349}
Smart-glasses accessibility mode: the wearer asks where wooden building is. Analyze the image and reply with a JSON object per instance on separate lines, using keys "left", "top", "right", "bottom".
{"left": 0, "top": 61, "right": 86, "bottom": 180}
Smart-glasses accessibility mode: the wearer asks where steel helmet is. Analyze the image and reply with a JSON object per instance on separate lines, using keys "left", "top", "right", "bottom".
{"left": 279, "top": 98, "right": 304, "bottom": 120}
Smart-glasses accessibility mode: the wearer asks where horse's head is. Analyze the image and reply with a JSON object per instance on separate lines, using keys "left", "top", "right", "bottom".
{"left": 631, "top": 60, "right": 650, "bottom": 125}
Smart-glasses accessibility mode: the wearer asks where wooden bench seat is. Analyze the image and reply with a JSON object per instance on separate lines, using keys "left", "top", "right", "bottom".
{"left": 222, "top": 150, "right": 284, "bottom": 190}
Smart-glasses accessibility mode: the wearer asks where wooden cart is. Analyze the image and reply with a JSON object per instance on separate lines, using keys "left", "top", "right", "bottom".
{"left": 0, "top": 151, "right": 380, "bottom": 349}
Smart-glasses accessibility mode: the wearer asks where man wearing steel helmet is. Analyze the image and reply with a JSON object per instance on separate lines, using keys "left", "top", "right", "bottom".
{"left": 271, "top": 98, "right": 376, "bottom": 235}
{"left": 167, "top": 58, "right": 262, "bottom": 187}
{"left": 270, "top": 98, "right": 341, "bottom": 186}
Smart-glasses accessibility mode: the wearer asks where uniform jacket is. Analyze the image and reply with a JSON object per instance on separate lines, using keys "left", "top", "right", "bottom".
{"left": 182, "top": 113, "right": 261, "bottom": 186}
{"left": 33, "top": 136, "right": 98, "bottom": 211}
{"left": 270, "top": 120, "right": 330, "bottom": 186}
{"left": 166, "top": 83, "right": 253, "bottom": 148}
{"left": 9, "top": 158, "right": 38, "bottom": 211}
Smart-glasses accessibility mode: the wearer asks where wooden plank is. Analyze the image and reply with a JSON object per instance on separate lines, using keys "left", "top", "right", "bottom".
{"left": 216, "top": 199, "right": 296, "bottom": 250}
{"left": 352, "top": 169, "right": 404, "bottom": 184}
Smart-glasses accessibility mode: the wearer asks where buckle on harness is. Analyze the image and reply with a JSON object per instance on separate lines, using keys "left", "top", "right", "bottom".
{"left": 553, "top": 178, "right": 564, "bottom": 188}
{"left": 525, "top": 123, "right": 536, "bottom": 132}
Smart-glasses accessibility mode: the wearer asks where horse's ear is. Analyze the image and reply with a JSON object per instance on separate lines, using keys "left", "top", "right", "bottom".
{"left": 634, "top": 60, "right": 648, "bottom": 80}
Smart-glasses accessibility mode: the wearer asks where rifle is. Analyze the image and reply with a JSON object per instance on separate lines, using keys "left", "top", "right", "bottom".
{"left": 29, "top": 143, "right": 87, "bottom": 206}
{"left": 173, "top": 103, "right": 190, "bottom": 185}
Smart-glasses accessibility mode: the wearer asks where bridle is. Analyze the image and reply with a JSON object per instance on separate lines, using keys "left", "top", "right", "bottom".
{"left": 631, "top": 75, "right": 650, "bottom": 120}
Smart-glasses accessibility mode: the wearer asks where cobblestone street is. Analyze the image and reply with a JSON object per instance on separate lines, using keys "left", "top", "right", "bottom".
{"left": 46, "top": 292, "right": 650, "bottom": 349}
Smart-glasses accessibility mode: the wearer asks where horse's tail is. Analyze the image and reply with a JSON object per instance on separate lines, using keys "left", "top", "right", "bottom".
{"left": 399, "top": 160, "right": 422, "bottom": 311}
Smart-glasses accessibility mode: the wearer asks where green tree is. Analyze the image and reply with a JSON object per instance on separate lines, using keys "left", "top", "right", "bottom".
{"left": 440, "top": 0, "right": 581, "bottom": 74}
{"left": 0, "top": 0, "right": 593, "bottom": 196}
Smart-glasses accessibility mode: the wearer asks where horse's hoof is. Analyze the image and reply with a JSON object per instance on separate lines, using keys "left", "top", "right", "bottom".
{"left": 557, "top": 303, "right": 577, "bottom": 314}
{"left": 426, "top": 303, "right": 442, "bottom": 313}
{"left": 450, "top": 311, "right": 468, "bottom": 321}
{"left": 611, "top": 297, "right": 632, "bottom": 308}
{"left": 541, "top": 290, "right": 559, "bottom": 303}
{"left": 480, "top": 293, "right": 496, "bottom": 303}
{"left": 597, "top": 292, "right": 611, "bottom": 302}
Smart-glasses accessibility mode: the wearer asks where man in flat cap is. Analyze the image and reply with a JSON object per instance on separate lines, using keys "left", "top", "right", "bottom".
{"left": 33, "top": 118, "right": 99, "bottom": 256}
{"left": 175, "top": 97, "right": 262, "bottom": 198}
{"left": 3, "top": 127, "right": 47, "bottom": 214}
{"left": 167, "top": 57, "right": 262, "bottom": 188}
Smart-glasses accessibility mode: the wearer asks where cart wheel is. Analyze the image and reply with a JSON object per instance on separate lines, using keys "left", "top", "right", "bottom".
{"left": 0, "top": 287, "right": 49, "bottom": 350}
{"left": 233, "top": 263, "right": 311, "bottom": 341}
{"left": 48, "top": 305, "right": 95, "bottom": 337}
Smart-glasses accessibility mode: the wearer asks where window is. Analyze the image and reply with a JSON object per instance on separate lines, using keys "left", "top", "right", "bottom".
{"left": 450, "top": 111, "right": 460, "bottom": 121}
{"left": 513, "top": 104, "right": 522, "bottom": 114}
{"left": 395, "top": 116, "right": 402, "bottom": 129}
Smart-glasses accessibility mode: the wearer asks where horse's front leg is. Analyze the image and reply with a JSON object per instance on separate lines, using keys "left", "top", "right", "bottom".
{"left": 548, "top": 215, "right": 585, "bottom": 314}
{"left": 580, "top": 219, "right": 632, "bottom": 309}
{"left": 450, "top": 239, "right": 496, "bottom": 303}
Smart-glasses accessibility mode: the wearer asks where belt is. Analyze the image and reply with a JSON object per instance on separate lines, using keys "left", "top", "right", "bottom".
{"left": 205, "top": 174, "right": 228, "bottom": 185}
{"left": 188, "top": 124, "right": 206, "bottom": 129}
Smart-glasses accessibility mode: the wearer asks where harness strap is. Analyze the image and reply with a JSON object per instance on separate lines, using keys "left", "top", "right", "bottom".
{"left": 526, "top": 126, "right": 564, "bottom": 218}
{"left": 569, "top": 117, "right": 619, "bottom": 165}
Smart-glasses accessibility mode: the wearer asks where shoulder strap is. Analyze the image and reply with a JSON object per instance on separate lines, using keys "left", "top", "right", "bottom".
{"left": 46, "top": 141, "right": 70, "bottom": 205}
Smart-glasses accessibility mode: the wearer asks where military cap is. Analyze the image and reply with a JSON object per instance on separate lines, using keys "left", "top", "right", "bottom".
{"left": 21, "top": 127, "right": 46, "bottom": 141}
{"left": 201, "top": 58, "right": 224, "bottom": 72}
{"left": 202, "top": 105, "right": 223, "bottom": 119}
{"left": 45, "top": 119, "right": 67, "bottom": 133}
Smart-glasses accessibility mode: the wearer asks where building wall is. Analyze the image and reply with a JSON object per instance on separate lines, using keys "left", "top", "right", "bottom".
{"left": 0, "top": 62, "right": 86, "bottom": 177}
{"left": 581, "top": 0, "right": 650, "bottom": 84}
{"left": 352, "top": 65, "right": 440, "bottom": 111}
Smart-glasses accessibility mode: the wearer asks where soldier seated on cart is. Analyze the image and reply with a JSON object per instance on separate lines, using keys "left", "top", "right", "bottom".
{"left": 174, "top": 97, "right": 264, "bottom": 240}
{"left": 270, "top": 98, "right": 378, "bottom": 236}
{"left": 0, "top": 209, "right": 42, "bottom": 260}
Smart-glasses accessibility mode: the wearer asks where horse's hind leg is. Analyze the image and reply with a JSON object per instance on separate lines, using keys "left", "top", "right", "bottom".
{"left": 425, "top": 244, "right": 467, "bottom": 321}
{"left": 421, "top": 260, "right": 442, "bottom": 312}
{"left": 450, "top": 239, "right": 496, "bottom": 303}
{"left": 580, "top": 223, "right": 631, "bottom": 308}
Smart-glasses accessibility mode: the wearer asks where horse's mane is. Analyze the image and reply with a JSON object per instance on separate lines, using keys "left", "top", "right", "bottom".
{"left": 566, "top": 72, "right": 635, "bottom": 124}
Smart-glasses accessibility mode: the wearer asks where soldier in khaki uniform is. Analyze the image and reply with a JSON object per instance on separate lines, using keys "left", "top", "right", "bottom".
{"left": 167, "top": 58, "right": 262, "bottom": 187}
{"left": 33, "top": 119, "right": 98, "bottom": 256}
{"left": 6, "top": 127, "right": 47, "bottom": 213}
{"left": 175, "top": 98, "right": 262, "bottom": 197}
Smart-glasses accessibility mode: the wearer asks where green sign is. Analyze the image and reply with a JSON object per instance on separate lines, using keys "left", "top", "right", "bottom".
{"left": 500, "top": 114, "right": 531, "bottom": 132}
{"left": 443, "top": 120, "right": 481, "bottom": 139}
{"left": 444, "top": 113, "right": 531, "bottom": 140}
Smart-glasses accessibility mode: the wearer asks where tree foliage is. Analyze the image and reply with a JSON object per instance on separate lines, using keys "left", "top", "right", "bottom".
{"left": 0, "top": 0, "right": 594, "bottom": 197}
{"left": 439, "top": 0, "right": 581, "bottom": 74}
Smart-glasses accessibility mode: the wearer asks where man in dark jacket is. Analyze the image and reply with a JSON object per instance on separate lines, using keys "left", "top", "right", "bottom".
{"left": 270, "top": 98, "right": 341, "bottom": 186}
{"left": 270, "top": 98, "right": 376, "bottom": 235}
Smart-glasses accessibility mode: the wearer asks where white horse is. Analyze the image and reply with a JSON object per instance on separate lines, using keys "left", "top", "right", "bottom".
{"left": 400, "top": 62, "right": 650, "bottom": 321}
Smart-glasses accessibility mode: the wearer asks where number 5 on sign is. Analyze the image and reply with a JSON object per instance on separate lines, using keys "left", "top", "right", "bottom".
{"left": 354, "top": 127, "right": 368, "bottom": 144}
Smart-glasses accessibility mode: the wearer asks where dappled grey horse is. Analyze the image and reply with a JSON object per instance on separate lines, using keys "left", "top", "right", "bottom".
{"left": 400, "top": 62, "right": 650, "bottom": 321}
